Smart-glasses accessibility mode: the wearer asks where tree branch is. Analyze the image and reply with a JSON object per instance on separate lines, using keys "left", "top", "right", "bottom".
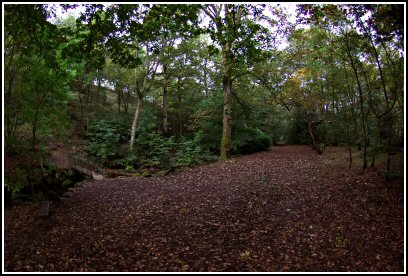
{"left": 231, "top": 71, "right": 252, "bottom": 82}
{"left": 209, "top": 4, "right": 220, "bottom": 17}
{"left": 201, "top": 6, "right": 216, "bottom": 22}
{"left": 236, "top": 5, "right": 245, "bottom": 24}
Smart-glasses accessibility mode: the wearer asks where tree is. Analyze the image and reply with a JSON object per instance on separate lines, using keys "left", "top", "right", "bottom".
{"left": 297, "top": 3, "right": 404, "bottom": 170}
{"left": 200, "top": 4, "right": 271, "bottom": 160}
{"left": 76, "top": 4, "right": 201, "bottom": 151}
{"left": 4, "top": 4, "right": 71, "bottom": 155}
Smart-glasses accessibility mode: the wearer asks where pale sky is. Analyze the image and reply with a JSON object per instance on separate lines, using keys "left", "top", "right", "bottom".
{"left": 50, "top": 3, "right": 299, "bottom": 50}
{"left": 51, "top": 3, "right": 299, "bottom": 24}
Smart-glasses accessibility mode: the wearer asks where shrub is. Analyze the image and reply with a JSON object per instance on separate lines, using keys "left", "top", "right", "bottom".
{"left": 231, "top": 127, "right": 272, "bottom": 155}
{"left": 85, "top": 119, "right": 129, "bottom": 164}
{"left": 132, "top": 132, "right": 216, "bottom": 171}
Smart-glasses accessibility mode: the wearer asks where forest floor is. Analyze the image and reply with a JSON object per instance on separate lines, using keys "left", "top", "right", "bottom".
{"left": 4, "top": 145, "right": 405, "bottom": 272}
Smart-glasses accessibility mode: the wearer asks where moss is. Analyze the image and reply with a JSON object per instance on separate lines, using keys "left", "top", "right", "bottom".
{"left": 220, "top": 133, "right": 231, "bottom": 161}
{"left": 141, "top": 171, "right": 152, "bottom": 177}
{"left": 155, "top": 169, "right": 170, "bottom": 176}
{"left": 61, "top": 179, "right": 73, "bottom": 187}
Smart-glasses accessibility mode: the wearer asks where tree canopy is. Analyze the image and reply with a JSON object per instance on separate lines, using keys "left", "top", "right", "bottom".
{"left": 3, "top": 3, "right": 404, "bottom": 187}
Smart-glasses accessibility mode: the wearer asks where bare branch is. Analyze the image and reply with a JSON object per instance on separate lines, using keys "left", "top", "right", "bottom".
{"left": 208, "top": 4, "right": 220, "bottom": 17}
{"left": 236, "top": 5, "right": 245, "bottom": 24}
{"left": 201, "top": 6, "right": 216, "bottom": 22}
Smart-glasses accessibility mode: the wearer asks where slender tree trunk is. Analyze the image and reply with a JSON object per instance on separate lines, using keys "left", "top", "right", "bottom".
{"left": 32, "top": 84, "right": 45, "bottom": 152}
{"left": 117, "top": 88, "right": 121, "bottom": 113}
{"left": 96, "top": 77, "right": 101, "bottom": 104}
{"left": 85, "top": 84, "right": 91, "bottom": 132}
{"left": 5, "top": 73, "right": 15, "bottom": 145}
{"left": 203, "top": 57, "right": 209, "bottom": 97}
{"left": 220, "top": 43, "right": 233, "bottom": 161}
{"left": 177, "top": 76, "right": 183, "bottom": 137}
{"left": 124, "top": 93, "right": 129, "bottom": 113}
{"left": 306, "top": 115, "right": 316, "bottom": 150}
{"left": 5, "top": 112, "right": 18, "bottom": 147}
{"left": 342, "top": 64, "right": 361, "bottom": 152}
{"left": 385, "top": 114, "right": 393, "bottom": 173}
{"left": 348, "top": 145, "right": 353, "bottom": 169}
{"left": 357, "top": 14, "right": 398, "bottom": 173}
{"left": 353, "top": 69, "right": 368, "bottom": 170}
{"left": 32, "top": 106, "right": 40, "bottom": 151}
{"left": 370, "top": 121, "right": 381, "bottom": 168}
{"left": 344, "top": 31, "right": 368, "bottom": 170}
{"left": 78, "top": 92, "right": 84, "bottom": 132}
{"left": 129, "top": 94, "right": 144, "bottom": 152}
{"left": 162, "top": 63, "right": 169, "bottom": 137}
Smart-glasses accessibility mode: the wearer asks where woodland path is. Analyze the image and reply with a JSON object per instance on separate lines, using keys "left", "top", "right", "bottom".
{"left": 4, "top": 146, "right": 404, "bottom": 272}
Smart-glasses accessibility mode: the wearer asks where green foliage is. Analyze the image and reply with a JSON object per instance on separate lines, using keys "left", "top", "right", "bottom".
{"left": 192, "top": 91, "right": 224, "bottom": 153}
{"left": 84, "top": 101, "right": 217, "bottom": 172}
{"left": 132, "top": 132, "right": 216, "bottom": 171}
{"left": 5, "top": 53, "right": 71, "bottom": 152}
{"left": 4, "top": 168, "right": 29, "bottom": 197}
{"left": 5, "top": 164, "right": 86, "bottom": 204}
{"left": 4, "top": 3, "right": 404, "bottom": 186}
{"left": 191, "top": 84, "right": 279, "bottom": 156}
{"left": 85, "top": 118, "right": 130, "bottom": 164}
{"left": 287, "top": 108, "right": 310, "bottom": 145}
{"left": 194, "top": 113, "right": 273, "bottom": 156}
{"left": 231, "top": 127, "right": 272, "bottom": 155}
{"left": 314, "top": 120, "right": 346, "bottom": 146}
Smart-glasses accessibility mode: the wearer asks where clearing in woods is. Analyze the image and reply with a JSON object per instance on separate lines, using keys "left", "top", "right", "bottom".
{"left": 4, "top": 145, "right": 404, "bottom": 272}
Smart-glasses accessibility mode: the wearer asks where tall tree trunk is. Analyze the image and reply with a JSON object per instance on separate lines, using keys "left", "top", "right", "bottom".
{"left": 344, "top": 30, "right": 368, "bottom": 170}
{"left": 357, "top": 13, "right": 398, "bottom": 173}
{"left": 85, "top": 84, "right": 91, "bottom": 132}
{"left": 124, "top": 94, "right": 129, "bottom": 113}
{"left": 117, "top": 88, "right": 121, "bottom": 113}
{"left": 129, "top": 94, "right": 144, "bottom": 152}
{"left": 32, "top": 106, "right": 40, "bottom": 151}
{"left": 177, "top": 76, "right": 183, "bottom": 137}
{"left": 352, "top": 66, "right": 368, "bottom": 170}
{"left": 220, "top": 43, "right": 233, "bottom": 161}
{"left": 96, "top": 76, "right": 101, "bottom": 104}
{"left": 201, "top": 4, "right": 241, "bottom": 161}
{"left": 162, "top": 63, "right": 169, "bottom": 137}
{"left": 348, "top": 145, "right": 353, "bottom": 169}
{"left": 5, "top": 73, "right": 15, "bottom": 145}
{"left": 203, "top": 57, "right": 209, "bottom": 97}
{"left": 370, "top": 121, "right": 381, "bottom": 168}
{"left": 385, "top": 114, "right": 393, "bottom": 173}
{"left": 306, "top": 114, "right": 316, "bottom": 150}
{"left": 5, "top": 112, "right": 18, "bottom": 147}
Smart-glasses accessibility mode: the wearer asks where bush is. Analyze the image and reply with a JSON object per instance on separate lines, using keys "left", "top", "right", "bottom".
{"left": 85, "top": 118, "right": 130, "bottom": 164}
{"left": 194, "top": 126, "right": 272, "bottom": 156}
{"left": 287, "top": 109, "right": 310, "bottom": 145}
{"left": 131, "top": 131, "right": 217, "bottom": 171}
{"left": 5, "top": 164, "right": 85, "bottom": 204}
{"left": 231, "top": 127, "right": 272, "bottom": 155}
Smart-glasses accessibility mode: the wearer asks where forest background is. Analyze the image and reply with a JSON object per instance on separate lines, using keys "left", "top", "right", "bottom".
{"left": 3, "top": 3, "right": 405, "bottom": 203}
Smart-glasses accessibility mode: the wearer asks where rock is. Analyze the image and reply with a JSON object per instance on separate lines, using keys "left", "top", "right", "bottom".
{"left": 92, "top": 171, "right": 105, "bottom": 181}
{"left": 5, "top": 187, "right": 13, "bottom": 207}
{"left": 317, "top": 143, "right": 325, "bottom": 154}
{"left": 61, "top": 179, "right": 73, "bottom": 187}
{"left": 39, "top": 200, "right": 50, "bottom": 217}
{"left": 63, "top": 191, "right": 75, "bottom": 198}
{"left": 275, "top": 141, "right": 287, "bottom": 146}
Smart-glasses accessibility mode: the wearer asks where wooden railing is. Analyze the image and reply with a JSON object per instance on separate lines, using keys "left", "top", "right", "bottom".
{"left": 68, "top": 154, "right": 105, "bottom": 175}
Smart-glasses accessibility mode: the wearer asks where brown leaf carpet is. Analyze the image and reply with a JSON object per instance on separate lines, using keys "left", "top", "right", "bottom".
{"left": 4, "top": 146, "right": 404, "bottom": 272}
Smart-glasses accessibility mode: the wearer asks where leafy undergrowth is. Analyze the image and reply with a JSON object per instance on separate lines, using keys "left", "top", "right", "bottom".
{"left": 4, "top": 146, "right": 404, "bottom": 272}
